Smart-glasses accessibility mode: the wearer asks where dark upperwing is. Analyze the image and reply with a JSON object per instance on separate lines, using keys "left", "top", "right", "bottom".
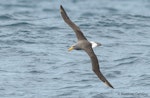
{"left": 85, "top": 47, "right": 114, "bottom": 89}
{"left": 60, "top": 5, "right": 87, "bottom": 41}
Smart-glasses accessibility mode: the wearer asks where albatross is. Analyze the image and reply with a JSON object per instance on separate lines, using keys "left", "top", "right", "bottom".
{"left": 60, "top": 5, "right": 114, "bottom": 89}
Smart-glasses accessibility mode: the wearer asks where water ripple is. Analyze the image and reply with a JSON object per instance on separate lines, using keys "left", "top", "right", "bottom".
{"left": 3, "top": 22, "right": 34, "bottom": 27}
{"left": 0, "top": 0, "right": 150, "bottom": 98}
{"left": 0, "top": 14, "right": 14, "bottom": 20}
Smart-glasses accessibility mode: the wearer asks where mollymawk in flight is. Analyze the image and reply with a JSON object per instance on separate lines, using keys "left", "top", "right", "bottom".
{"left": 60, "top": 5, "right": 114, "bottom": 89}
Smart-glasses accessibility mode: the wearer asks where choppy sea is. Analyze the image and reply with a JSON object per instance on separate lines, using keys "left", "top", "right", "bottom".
{"left": 0, "top": 0, "right": 150, "bottom": 98}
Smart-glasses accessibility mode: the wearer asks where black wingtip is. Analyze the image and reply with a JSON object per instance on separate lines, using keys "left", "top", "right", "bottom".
{"left": 60, "top": 5, "right": 64, "bottom": 11}
{"left": 104, "top": 81, "right": 114, "bottom": 89}
{"left": 60, "top": 5, "right": 64, "bottom": 13}
{"left": 60, "top": 5, "right": 62, "bottom": 10}
{"left": 60, "top": 5, "right": 62, "bottom": 8}
{"left": 110, "top": 85, "right": 114, "bottom": 89}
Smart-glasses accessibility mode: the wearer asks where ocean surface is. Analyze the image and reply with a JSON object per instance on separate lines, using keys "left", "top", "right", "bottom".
{"left": 0, "top": 0, "right": 150, "bottom": 98}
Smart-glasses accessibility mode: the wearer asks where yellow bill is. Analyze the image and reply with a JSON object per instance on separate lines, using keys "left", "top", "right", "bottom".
{"left": 68, "top": 46, "right": 74, "bottom": 51}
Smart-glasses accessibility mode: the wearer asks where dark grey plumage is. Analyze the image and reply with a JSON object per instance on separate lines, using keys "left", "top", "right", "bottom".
{"left": 60, "top": 5, "right": 114, "bottom": 89}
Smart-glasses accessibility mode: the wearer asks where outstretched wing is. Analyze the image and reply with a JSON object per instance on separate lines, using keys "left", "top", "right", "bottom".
{"left": 84, "top": 47, "right": 114, "bottom": 89}
{"left": 60, "top": 5, "right": 87, "bottom": 41}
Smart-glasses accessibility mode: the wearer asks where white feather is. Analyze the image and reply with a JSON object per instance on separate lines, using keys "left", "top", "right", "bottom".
{"left": 90, "top": 41, "right": 99, "bottom": 48}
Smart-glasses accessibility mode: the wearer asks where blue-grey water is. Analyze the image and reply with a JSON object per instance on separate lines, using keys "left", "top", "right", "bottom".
{"left": 0, "top": 0, "right": 150, "bottom": 98}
